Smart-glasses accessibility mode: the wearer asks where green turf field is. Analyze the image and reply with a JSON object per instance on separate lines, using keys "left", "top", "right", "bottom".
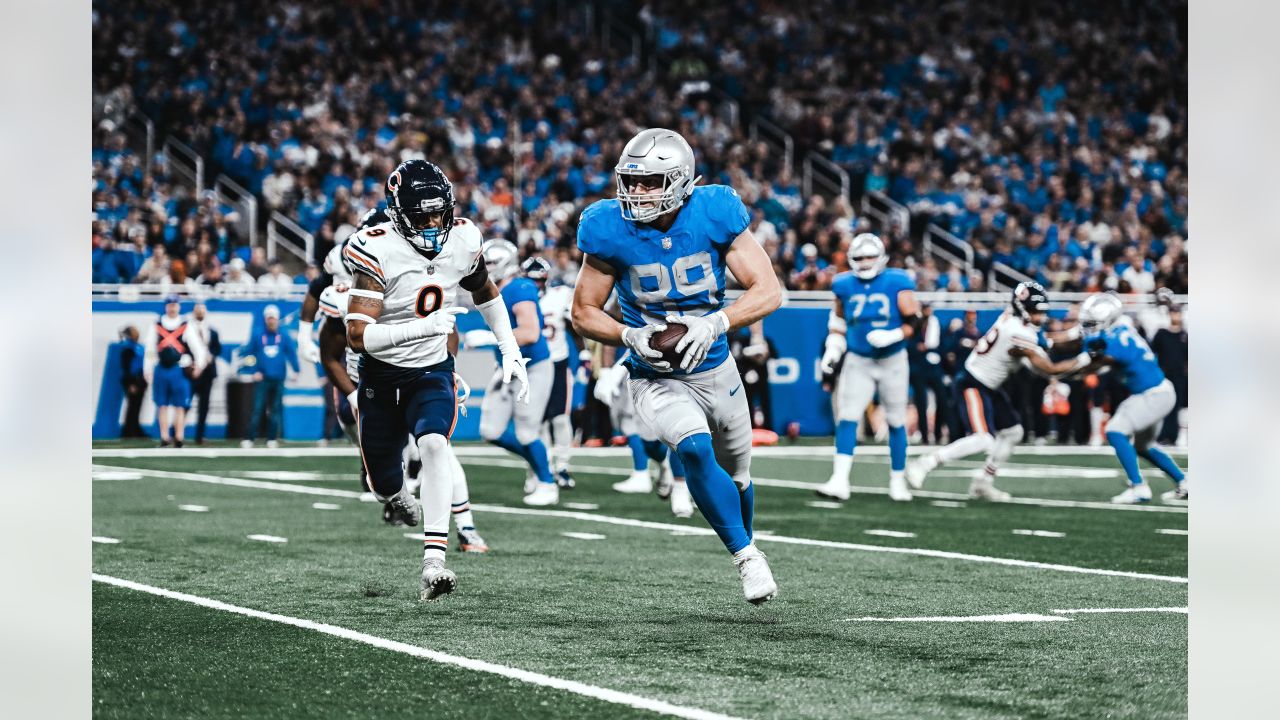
{"left": 91, "top": 444, "right": 1187, "bottom": 719}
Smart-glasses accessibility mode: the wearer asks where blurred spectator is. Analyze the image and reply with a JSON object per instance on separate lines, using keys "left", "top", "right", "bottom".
{"left": 221, "top": 258, "right": 255, "bottom": 296}
{"left": 116, "top": 325, "right": 148, "bottom": 438}
{"left": 134, "top": 244, "right": 170, "bottom": 284}
{"left": 908, "top": 304, "right": 950, "bottom": 444}
{"left": 257, "top": 260, "right": 295, "bottom": 298}
{"left": 1152, "top": 309, "right": 1188, "bottom": 445}
{"left": 239, "top": 305, "right": 298, "bottom": 448}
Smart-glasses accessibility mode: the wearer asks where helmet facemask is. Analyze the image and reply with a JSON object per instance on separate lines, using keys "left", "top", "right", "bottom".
{"left": 616, "top": 168, "right": 694, "bottom": 223}
{"left": 849, "top": 233, "right": 888, "bottom": 280}
{"left": 390, "top": 201, "right": 453, "bottom": 254}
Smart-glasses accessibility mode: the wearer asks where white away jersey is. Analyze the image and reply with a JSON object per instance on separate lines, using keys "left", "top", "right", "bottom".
{"left": 343, "top": 218, "right": 484, "bottom": 368}
{"left": 539, "top": 284, "right": 573, "bottom": 363}
{"left": 964, "top": 311, "right": 1047, "bottom": 389}
{"left": 318, "top": 283, "right": 361, "bottom": 382}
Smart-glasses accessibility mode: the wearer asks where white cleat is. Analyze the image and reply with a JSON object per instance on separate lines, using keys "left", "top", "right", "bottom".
{"left": 904, "top": 458, "right": 931, "bottom": 490}
{"left": 1112, "top": 483, "right": 1152, "bottom": 504}
{"left": 523, "top": 481, "right": 560, "bottom": 506}
{"left": 888, "top": 473, "right": 913, "bottom": 502}
{"left": 814, "top": 476, "right": 850, "bottom": 502}
{"left": 733, "top": 545, "right": 778, "bottom": 605}
{"left": 266, "top": 440, "right": 279, "bottom": 449}
{"left": 612, "top": 471, "right": 653, "bottom": 494}
{"left": 1161, "top": 480, "right": 1188, "bottom": 504}
{"left": 968, "top": 480, "right": 1012, "bottom": 502}
{"left": 670, "top": 480, "right": 694, "bottom": 518}
{"left": 240, "top": 439, "right": 253, "bottom": 449}
{"left": 523, "top": 471, "right": 537, "bottom": 495}
{"left": 419, "top": 558, "right": 457, "bottom": 602}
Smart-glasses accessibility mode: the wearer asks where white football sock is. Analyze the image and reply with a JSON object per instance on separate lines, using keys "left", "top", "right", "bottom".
{"left": 550, "top": 415, "right": 573, "bottom": 473}
{"left": 936, "top": 432, "right": 994, "bottom": 464}
{"left": 417, "top": 434, "right": 453, "bottom": 561}
{"left": 831, "top": 453, "right": 854, "bottom": 483}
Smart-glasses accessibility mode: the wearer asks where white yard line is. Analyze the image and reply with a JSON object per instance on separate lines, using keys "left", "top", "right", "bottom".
{"left": 95, "top": 465, "right": 1188, "bottom": 585}
{"left": 1012, "top": 529, "right": 1067, "bottom": 538}
{"left": 92, "top": 536, "right": 121, "bottom": 544}
{"left": 843, "top": 613, "right": 1070, "bottom": 623}
{"left": 806, "top": 501, "right": 843, "bottom": 509}
{"left": 562, "top": 532, "right": 607, "bottom": 541}
{"left": 1051, "top": 607, "right": 1187, "bottom": 615}
{"left": 930, "top": 500, "right": 967, "bottom": 508}
{"left": 1156, "top": 529, "right": 1189, "bottom": 536}
{"left": 92, "top": 470, "right": 142, "bottom": 480}
{"left": 92, "top": 574, "right": 748, "bottom": 720}
{"left": 564, "top": 502, "right": 600, "bottom": 510}
{"left": 178, "top": 504, "right": 209, "bottom": 513}
{"left": 312, "top": 502, "right": 342, "bottom": 510}
{"left": 247, "top": 534, "right": 288, "bottom": 543}
{"left": 864, "top": 529, "right": 917, "bottom": 539}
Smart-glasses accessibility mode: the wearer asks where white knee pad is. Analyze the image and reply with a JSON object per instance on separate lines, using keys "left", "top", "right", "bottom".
{"left": 883, "top": 400, "right": 908, "bottom": 428}
{"left": 732, "top": 473, "right": 752, "bottom": 492}
{"left": 1105, "top": 413, "right": 1134, "bottom": 437}
{"left": 478, "top": 414, "right": 506, "bottom": 441}
{"left": 997, "top": 425, "right": 1024, "bottom": 444}
{"left": 417, "top": 433, "right": 449, "bottom": 457}
{"left": 514, "top": 423, "right": 541, "bottom": 446}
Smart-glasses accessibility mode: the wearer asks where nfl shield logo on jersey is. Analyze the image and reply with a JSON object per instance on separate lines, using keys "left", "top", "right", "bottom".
{"left": 662, "top": 237, "right": 672, "bottom": 250}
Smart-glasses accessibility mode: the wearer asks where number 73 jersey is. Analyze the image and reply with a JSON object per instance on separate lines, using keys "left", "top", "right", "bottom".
{"left": 576, "top": 185, "right": 750, "bottom": 376}
{"left": 342, "top": 217, "right": 484, "bottom": 369}
{"left": 832, "top": 269, "right": 916, "bottom": 359}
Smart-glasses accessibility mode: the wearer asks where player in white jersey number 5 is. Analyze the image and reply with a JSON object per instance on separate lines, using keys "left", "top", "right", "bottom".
{"left": 905, "top": 282, "right": 1089, "bottom": 499}
{"left": 572, "top": 128, "right": 782, "bottom": 605}
{"left": 345, "top": 159, "right": 530, "bottom": 601}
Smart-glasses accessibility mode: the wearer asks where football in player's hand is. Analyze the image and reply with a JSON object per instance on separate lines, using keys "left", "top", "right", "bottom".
{"left": 648, "top": 324, "right": 688, "bottom": 368}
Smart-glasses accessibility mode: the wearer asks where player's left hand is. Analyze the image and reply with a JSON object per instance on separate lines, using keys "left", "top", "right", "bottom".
{"left": 666, "top": 311, "right": 729, "bottom": 372}
{"left": 501, "top": 352, "right": 531, "bottom": 403}
{"left": 865, "top": 328, "right": 906, "bottom": 349}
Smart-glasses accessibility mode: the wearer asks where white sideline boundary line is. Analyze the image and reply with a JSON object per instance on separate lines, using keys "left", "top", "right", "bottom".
{"left": 92, "top": 574, "right": 746, "bottom": 720}
{"left": 91, "top": 444, "right": 1187, "bottom": 459}
{"left": 454, "top": 456, "right": 1189, "bottom": 515}
{"left": 95, "top": 465, "right": 1188, "bottom": 585}
{"left": 1051, "top": 607, "right": 1188, "bottom": 615}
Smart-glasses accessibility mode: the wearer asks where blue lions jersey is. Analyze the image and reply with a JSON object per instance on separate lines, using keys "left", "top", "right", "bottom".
{"left": 577, "top": 185, "right": 751, "bottom": 377}
{"left": 499, "top": 277, "right": 550, "bottom": 365}
{"left": 1086, "top": 324, "right": 1165, "bottom": 393}
{"left": 831, "top": 268, "right": 915, "bottom": 358}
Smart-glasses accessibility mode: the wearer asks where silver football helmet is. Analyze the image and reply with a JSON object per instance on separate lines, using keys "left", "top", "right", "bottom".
{"left": 481, "top": 239, "right": 520, "bottom": 284}
{"left": 1079, "top": 293, "right": 1124, "bottom": 334}
{"left": 849, "top": 233, "right": 888, "bottom": 280}
{"left": 615, "top": 128, "right": 701, "bottom": 223}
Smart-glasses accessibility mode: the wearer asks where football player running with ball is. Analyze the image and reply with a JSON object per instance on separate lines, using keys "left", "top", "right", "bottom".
{"left": 572, "top": 128, "right": 782, "bottom": 605}
{"left": 344, "top": 159, "right": 529, "bottom": 601}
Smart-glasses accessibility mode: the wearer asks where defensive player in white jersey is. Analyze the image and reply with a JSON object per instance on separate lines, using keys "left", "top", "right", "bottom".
{"left": 318, "top": 281, "right": 489, "bottom": 552}
{"left": 522, "top": 256, "right": 577, "bottom": 488}
{"left": 905, "top": 282, "right": 1087, "bottom": 499}
{"left": 344, "top": 160, "right": 530, "bottom": 601}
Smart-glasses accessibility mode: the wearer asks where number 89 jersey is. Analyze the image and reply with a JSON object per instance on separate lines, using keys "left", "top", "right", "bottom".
{"left": 343, "top": 217, "right": 484, "bottom": 370}
{"left": 576, "top": 185, "right": 750, "bottom": 376}
{"left": 831, "top": 268, "right": 916, "bottom": 359}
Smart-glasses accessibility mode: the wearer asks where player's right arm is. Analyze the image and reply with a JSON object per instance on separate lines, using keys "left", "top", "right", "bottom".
{"left": 318, "top": 317, "right": 356, "bottom": 396}
{"left": 820, "top": 296, "right": 847, "bottom": 374}
{"left": 571, "top": 254, "right": 671, "bottom": 370}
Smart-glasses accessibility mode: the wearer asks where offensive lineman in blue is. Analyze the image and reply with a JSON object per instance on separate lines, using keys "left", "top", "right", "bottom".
{"left": 475, "top": 239, "right": 560, "bottom": 506}
{"left": 816, "top": 233, "right": 922, "bottom": 503}
{"left": 1076, "top": 293, "right": 1188, "bottom": 504}
{"left": 572, "top": 128, "right": 783, "bottom": 605}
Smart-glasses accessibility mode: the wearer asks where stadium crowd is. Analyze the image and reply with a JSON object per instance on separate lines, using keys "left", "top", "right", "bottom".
{"left": 93, "top": 0, "right": 1187, "bottom": 298}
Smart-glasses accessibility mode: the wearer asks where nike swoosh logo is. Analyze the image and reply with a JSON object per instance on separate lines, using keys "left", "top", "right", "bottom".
{"left": 730, "top": 385, "right": 741, "bottom": 396}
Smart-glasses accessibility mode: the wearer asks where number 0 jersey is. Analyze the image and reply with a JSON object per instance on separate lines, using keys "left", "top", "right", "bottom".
{"left": 964, "top": 310, "right": 1049, "bottom": 390}
{"left": 831, "top": 268, "right": 916, "bottom": 359}
{"left": 343, "top": 217, "right": 484, "bottom": 371}
{"left": 576, "top": 184, "right": 750, "bottom": 377}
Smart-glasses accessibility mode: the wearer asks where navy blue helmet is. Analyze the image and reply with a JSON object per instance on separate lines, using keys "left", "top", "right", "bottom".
{"left": 385, "top": 159, "right": 455, "bottom": 254}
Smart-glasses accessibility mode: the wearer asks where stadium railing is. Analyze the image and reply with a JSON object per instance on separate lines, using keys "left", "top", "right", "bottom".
{"left": 749, "top": 116, "right": 795, "bottom": 178}
{"left": 266, "top": 211, "right": 316, "bottom": 267}
{"left": 802, "top": 151, "right": 850, "bottom": 200}
{"left": 214, "top": 174, "right": 259, "bottom": 249}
